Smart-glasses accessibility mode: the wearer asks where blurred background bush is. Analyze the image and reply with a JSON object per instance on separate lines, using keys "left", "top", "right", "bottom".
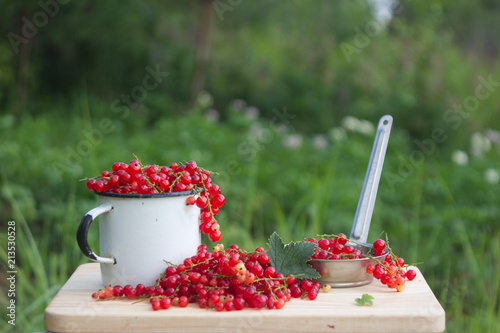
{"left": 0, "top": 0, "right": 499, "bottom": 332}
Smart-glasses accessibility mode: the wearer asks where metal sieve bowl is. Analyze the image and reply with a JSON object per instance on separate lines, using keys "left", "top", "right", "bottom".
{"left": 309, "top": 251, "right": 386, "bottom": 287}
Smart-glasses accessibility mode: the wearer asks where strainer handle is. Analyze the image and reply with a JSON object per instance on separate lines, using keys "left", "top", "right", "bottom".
{"left": 349, "top": 115, "right": 392, "bottom": 244}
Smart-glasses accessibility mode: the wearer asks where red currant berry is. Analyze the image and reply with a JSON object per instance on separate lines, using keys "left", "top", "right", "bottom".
{"left": 186, "top": 162, "right": 197, "bottom": 174}
{"left": 149, "top": 173, "right": 161, "bottom": 185}
{"left": 228, "top": 253, "right": 240, "bottom": 265}
{"left": 233, "top": 297, "right": 246, "bottom": 310}
{"left": 373, "top": 266, "right": 385, "bottom": 279}
{"left": 257, "top": 253, "right": 269, "bottom": 265}
{"left": 300, "top": 280, "right": 313, "bottom": 291}
{"left": 264, "top": 266, "right": 276, "bottom": 278}
{"left": 274, "top": 298, "right": 285, "bottom": 309}
{"left": 160, "top": 297, "right": 172, "bottom": 309}
{"left": 342, "top": 245, "right": 354, "bottom": 255}
{"left": 196, "top": 196, "right": 208, "bottom": 208}
{"left": 406, "top": 269, "right": 417, "bottom": 281}
{"left": 165, "top": 266, "right": 177, "bottom": 277}
{"left": 178, "top": 296, "right": 189, "bottom": 307}
{"left": 396, "top": 257, "right": 405, "bottom": 267}
{"left": 318, "top": 239, "right": 330, "bottom": 250}
{"left": 132, "top": 173, "right": 147, "bottom": 185}
{"left": 198, "top": 298, "right": 208, "bottom": 308}
{"left": 112, "top": 162, "right": 123, "bottom": 173}
{"left": 200, "top": 222, "right": 212, "bottom": 234}
{"left": 173, "top": 182, "right": 187, "bottom": 192}
{"left": 86, "top": 179, "right": 96, "bottom": 190}
{"left": 180, "top": 173, "right": 192, "bottom": 185}
{"left": 307, "top": 288, "right": 318, "bottom": 300}
{"left": 335, "top": 233, "right": 348, "bottom": 245}
{"left": 253, "top": 294, "right": 268, "bottom": 309}
{"left": 224, "top": 301, "right": 235, "bottom": 311}
{"left": 209, "top": 230, "right": 222, "bottom": 242}
{"left": 330, "top": 243, "right": 342, "bottom": 255}
{"left": 144, "top": 165, "right": 158, "bottom": 175}
{"left": 285, "top": 274, "right": 296, "bottom": 285}
{"left": 215, "top": 302, "right": 225, "bottom": 312}
{"left": 395, "top": 277, "right": 405, "bottom": 288}
{"left": 135, "top": 284, "right": 145, "bottom": 296}
{"left": 290, "top": 284, "right": 302, "bottom": 298}
{"left": 250, "top": 264, "right": 263, "bottom": 277}
{"left": 387, "top": 277, "right": 397, "bottom": 289}
{"left": 245, "top": 273, "right": 256, "bottom": 284}
{"left": 213, "top": 194, "right": 225, "bottom": 208}
{"left": 373, "top": 239, "right": 386, "bottom": 252}
{"left": 128, "top": 160, "right": 142, "bottom": 175}
{"left": 151, "top": 299, "right": 161, "bottom": 311}
{"left": 94, "top": 180, "right": 106, "bottom": 192}
{"left": 381, "top": 274, "right": 391, "bottom": 285}
{"left": 97, "top": 289, "right": 106, "bottom": 299}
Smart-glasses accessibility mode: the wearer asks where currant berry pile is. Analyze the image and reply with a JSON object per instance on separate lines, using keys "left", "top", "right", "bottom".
{"left": 91, "top": 243, "right": 328, "bottom": 311}
{"left": 364, "top": 239, "right": 416, "bottom": 292}
{"left": 307, "top": 235, "right": 417, "bottom": 292}
{"left": 84, "top": 159, "right": 225, "bottom": 241}
{"left": 307, "top": 233, "right": 364, "bottom": 259}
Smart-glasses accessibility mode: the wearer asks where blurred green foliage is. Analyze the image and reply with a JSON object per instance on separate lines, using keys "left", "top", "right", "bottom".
{"left": 1, "top": 0, "right": 499, "bottom": 137}
{"left": 1, "top": 100, "right": 499, "bottom": 332}
{"left": 1, "top": 0, "right": 500, "bottom": 332}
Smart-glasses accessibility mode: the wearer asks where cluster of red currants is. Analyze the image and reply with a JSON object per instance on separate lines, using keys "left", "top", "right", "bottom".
{"left": 307, "top": 235, "right": 417, "bottom": 292}
{"left": 306, "top": 233, "right": 368, "bottom": 259}
{"left": 92, "top": 243, "right": 326, "bottom": 311}
{"left": 85, "top": 159, "right": 225, "bottom": 241}
{"left": 365, "top": 239, "right": 417, "bottom": 292}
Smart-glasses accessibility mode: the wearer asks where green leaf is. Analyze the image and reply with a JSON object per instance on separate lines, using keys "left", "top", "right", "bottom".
{"left": 267, "top": 232, "right": 320, "bottom": 279}
{"left": 355, "top": 293, "right": 374, "bottom": 306}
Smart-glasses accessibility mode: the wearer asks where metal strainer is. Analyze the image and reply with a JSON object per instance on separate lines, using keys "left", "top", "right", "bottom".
{"left": 310, "top": 115, "right": 393, "bottom": 287}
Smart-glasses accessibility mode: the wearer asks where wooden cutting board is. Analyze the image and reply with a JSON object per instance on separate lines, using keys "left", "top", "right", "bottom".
{"left": 44, "top": 263, "right": 445, "bottom": 333}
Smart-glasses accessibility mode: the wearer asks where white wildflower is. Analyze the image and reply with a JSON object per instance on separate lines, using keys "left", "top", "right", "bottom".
{"left": 196, "top": 91, "right": 213, "bottom": 109}
{"left": 284, "top": 134, "right": 303, "bottom": 149}
{"left": 341, "top": 116, "right": 360, "bottom": 132}
{"left": 205, "top": 109, "right": 219, "bottom": 122}
{"left": 244, "top": 106, "right": 259, "bottom": 120}
{"left": 274, "top": 123, "right": 288, "bottom": 135}
{"left": 358, "top": 120, "right": 375, "bottom": 135}
{"left": 470, "top": 132, "right": 491, "bottom": 158}
{"left": 313, "top": 134, "right": 328, "bottom": 150}
{"left": 329, "top": 127, "right": 347, "bottom": 141}
{"left": 341, "top": 116, "right": 374, "bottom": 135}
{"left": 484, "top": 168, "right": 499, "bottom": 184}
{"left": 451, "top": 150, "right": 468, "bottom": 166}
{"left": 485, "top": 129, "right": 500, "bottom": 145}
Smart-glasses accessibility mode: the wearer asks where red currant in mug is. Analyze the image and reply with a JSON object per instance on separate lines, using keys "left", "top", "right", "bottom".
{"left": 209, "top": 230, "right": 222, "bottom": 242}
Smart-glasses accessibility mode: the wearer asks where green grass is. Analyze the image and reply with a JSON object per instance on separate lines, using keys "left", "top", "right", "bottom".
{"left": 1, "top": 97, "right": 500, "bottom": 332}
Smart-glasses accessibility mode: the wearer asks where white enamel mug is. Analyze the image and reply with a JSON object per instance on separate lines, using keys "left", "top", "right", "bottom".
{"left": 77, "top": 191, "right": 201, "bottom": 287}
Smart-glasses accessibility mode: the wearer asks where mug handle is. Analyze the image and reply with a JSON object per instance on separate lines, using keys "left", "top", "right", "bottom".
{"left": 77, "top": 203, "right": 116, "bottom": 264}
